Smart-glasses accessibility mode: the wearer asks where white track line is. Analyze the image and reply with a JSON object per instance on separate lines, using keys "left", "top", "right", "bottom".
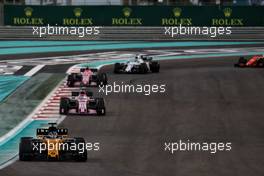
{"left": 24, "top": 65, "right": 45, "bottom": 77}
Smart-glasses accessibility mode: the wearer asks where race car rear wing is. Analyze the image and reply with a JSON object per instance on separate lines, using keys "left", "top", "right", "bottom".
{"left": 80, "top": 68, "right": 98, "bottom": 72}
{"left": 141, "top": 56, "right": 153, "bottom": 61}
{"left": 36, "top": 128, "right": 68, "bottom": 137}
{"left": 72, "top": 91, "right": 93, "bottom": 97}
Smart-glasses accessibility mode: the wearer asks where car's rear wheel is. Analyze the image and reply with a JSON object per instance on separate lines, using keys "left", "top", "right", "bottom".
{"left": 150, "top": 61, "right": 160, "bottom": 73}
{"left": 97, "top": 73, "right": 108, "bottom": 86}
{"left": 96, "top": 98, "right": 106, "bottom": 116}
{"left": 139, "top": 63, "right": 148, "bottom": 74}
{"left": 97, "top": 107, "right": 106, "bottom": 116}
{"left": 67, "top": 74, "right": 76, "bottom": 87}
{"left": 257, "top": 58, "right": 264, "bottom": 67}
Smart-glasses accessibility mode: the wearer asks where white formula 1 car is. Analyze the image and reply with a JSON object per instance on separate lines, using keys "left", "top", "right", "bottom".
{"left": 114, "top": 54, "right": 160, "bottom": 74}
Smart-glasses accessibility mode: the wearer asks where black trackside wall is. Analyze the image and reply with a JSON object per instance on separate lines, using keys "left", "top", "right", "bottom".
{"left": 4, "top": 5, "right": 264, "bottom": 26}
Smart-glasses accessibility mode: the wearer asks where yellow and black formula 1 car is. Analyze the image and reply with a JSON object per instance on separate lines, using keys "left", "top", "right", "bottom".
{"left": 19, "top": 123, "right": 87, "bottom": 161}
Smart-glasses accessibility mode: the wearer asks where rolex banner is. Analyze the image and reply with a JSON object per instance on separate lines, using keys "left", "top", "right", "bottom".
{"left": 4, "top": 5, "right": 264, "bottom": 26}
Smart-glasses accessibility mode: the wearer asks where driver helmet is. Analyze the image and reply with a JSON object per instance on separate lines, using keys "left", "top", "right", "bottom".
{"left": 136, "top": 54, "right": 142, "bottom": 59}
{"left": 48, "top": 131, "right": 58, "bottom": 139}
{"left": 80, "top": 91, "right": 86, "bottom": 96}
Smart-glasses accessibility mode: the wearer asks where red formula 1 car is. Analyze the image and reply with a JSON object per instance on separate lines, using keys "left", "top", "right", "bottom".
{"left": 59, "top": 89, "right": 106, "bottom": 116}
{"left": 234, "top": 55, "right": 264, "bottom": 67}
{"left": 67, "top": 67, "right": 107, "bottom": 87}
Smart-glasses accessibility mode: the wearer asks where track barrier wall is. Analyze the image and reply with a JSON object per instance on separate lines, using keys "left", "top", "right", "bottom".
{"left": 0, "top": 4, "right": 3, "bottom": 26}
{"left": 3, "top": 5, "right": 264, "bottom": 26}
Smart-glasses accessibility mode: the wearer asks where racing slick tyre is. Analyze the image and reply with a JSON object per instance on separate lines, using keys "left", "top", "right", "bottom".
{"left": 96, "top": 98, "right": 106, "bottom": 116}
{"left": 139, "top": 63, "right": 148, "bottom": 74}
{"left": 234, "top": 57, "right": 247, "bottom": 67}
{"left": 257, "top": 58, "right": 264, "bottom": 67}
{"left": 74, "top": 137, "right": 87, "bottom": 162}
{"left": 150, "top": 62, "right": 160, "bottom": 73}
{"left": 19, "top": 137, "right": 33, "bottom": 161}
{"left": 114, "top": 63, "right": 122, "bottom": 74}
{"left": 67, "top": 74, "right": 76, "bottom": 87}
{"left": 59, "top": 140, "right": 74, "bottom": 161}
{"left": 86, "top": 91, "right": 93, "bottom": 97}
{"left": 60, "top": 97, "right": 69, "bottom": 115}
{"left": 97, "top": 73, "right": 108, "bottom": 86}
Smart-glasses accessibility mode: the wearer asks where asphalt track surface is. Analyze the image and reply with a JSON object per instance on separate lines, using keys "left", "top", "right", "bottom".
{"left": 1, "top": 57, "right": 264, "bottom": 176}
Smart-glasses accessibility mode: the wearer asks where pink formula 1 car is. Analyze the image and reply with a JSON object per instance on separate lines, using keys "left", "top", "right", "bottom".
{"left": 67, "top": 67, "right": 107, "bottom": 87}
{"left": 59, "top": 89, "right": 106, "bottom": 116}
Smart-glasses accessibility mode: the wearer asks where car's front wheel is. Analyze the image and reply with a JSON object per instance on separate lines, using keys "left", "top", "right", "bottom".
{"left": 60, "top": 98, "right": 69, "bottom": 115}
{"left": 19, "top": 137, "right": 33, "bottom": 161}
{"left": 74, "top": 137, "right": 87, "bottom": 162}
